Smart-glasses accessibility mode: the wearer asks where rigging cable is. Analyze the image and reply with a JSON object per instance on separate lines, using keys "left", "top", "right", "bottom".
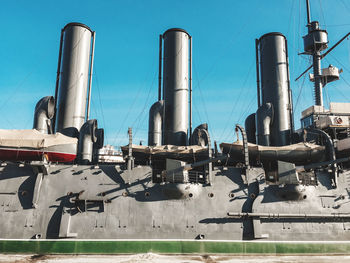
{"left": 192, "top": 100, "right": 204, "bottom": 128}
{"left": 223, "top": 94, "right": 256, "bottom": 142}
{"left": 218, "top": 59, "right": 254, "bottom": 142}
{"left": 294, "top": 74, "right": 307, "bottom": 112}
{"left": 333, "top": 85, "right": 350, "bottom": 103}
{"left": 328, "top": 53, "right": 350, "bottom": 101}
{"left": 329, "top": 52, "right": 350, "bottom": 74}
{"left": 340, "top": 0, "right": 350, "bottom": 13}
{"left": 324, "top": 24, "right": 350, "bottom": 28}
{"left": 186, "top": 3, "right": 265, "bottom": 143}
{"left": 236, "top": 94, "right": 257, "bottom": 125}
{"left": 193, "top": 61, "right": 216, "bottom": 141}
{"left": 0, "top": 38, "right": 59, "bottom": 129}
{"left": 287, "top": 0, "right": 296, "bottom": 36}
{"left": 318, "top": 0, "right": 327, "bottom": 31}
{"left": 92, "top": 66, "right": 108, "bottom": 143}
{"left": 111, "top": 59, "right": 156, "bottom": 147}
{"left": 132, "top": 71, "right": 157, "bottom": 140}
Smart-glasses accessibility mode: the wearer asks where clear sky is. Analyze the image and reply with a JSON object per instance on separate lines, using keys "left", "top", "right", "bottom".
{"left": 0, "top": 0, "right": 349, "bottom": 148}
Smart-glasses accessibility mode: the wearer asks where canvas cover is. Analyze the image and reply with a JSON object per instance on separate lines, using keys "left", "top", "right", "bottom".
{"left": 220, "top": 141, "right": 326, "bottom": 165}
{"left": 0, "top": 129, "right": 77, "bottom": 149}
{"left": 121, "top": 144, "right": 208, "bottom": 155}
{"left": 220, "top": 141, "right": 324, "bottom": 152}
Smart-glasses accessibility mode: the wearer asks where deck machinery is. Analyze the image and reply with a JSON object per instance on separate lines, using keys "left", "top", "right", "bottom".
{"left": 1, "top": 0, "right": 350, "bottom": 255}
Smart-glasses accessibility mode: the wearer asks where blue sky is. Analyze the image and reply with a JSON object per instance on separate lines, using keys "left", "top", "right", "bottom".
{"left": 0, "top": 0, "right": 349, "bottom": 147}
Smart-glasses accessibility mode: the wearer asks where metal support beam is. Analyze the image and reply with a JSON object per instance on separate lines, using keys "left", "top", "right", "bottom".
{"left": 235, "top": 124, "right": 250, "bottom": 184}
{"left": 255, "top": 39, "right": 261, "bottom": 107}
{"left": 189, "top": 36, "right": 193, "bottom": 140}
{"left": 30, "top": 162, "right": 49, "bottom": 208}
{"left": 200, "top": 128, "right": 212, "bottom": 185}
{"left": 127, "top": 127, "right": 134, "bottom": 173}
{"left": 285, "top": 38, "right": 294, "bottom": 134}
{"left": 321, "top": 32, "right": 350, "bottom": 59}
{"left": 158, "top": 34, "right": 162, "bottom": 101}
{"left": 228, "top": 212, "right": 350, "bottom": 219}
{"left": 313, "top": 51, "right": 323, "bottom": 106}
{"left": 235, "top": 125, "right": 249, "bottom": 169}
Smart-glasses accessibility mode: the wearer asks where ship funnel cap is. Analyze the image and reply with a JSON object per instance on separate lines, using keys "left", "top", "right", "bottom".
{"left": 259, "top": 32, "right": 285, "bottom": 41}
{"left": 163, "top": 28, "right": 191, "bottom": 37}
{"left": 63, "top": 22, "right": 93, "bottom": 32}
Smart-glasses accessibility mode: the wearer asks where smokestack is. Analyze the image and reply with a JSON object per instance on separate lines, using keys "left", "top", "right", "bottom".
{"left": 54, "top": 22, "right": 95, "bottom": 136}
{"left": 162, "top": 28, "right": 191, "bottom": 146}
{"left": 256, "top": 32, "right": 293, "bottom": 146}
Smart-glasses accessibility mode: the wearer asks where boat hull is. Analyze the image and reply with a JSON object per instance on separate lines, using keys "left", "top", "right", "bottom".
{"left": 0, "top": 146, "right": 76, "bottom": 163}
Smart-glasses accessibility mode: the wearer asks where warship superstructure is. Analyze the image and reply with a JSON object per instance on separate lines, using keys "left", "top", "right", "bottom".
{"left": 1, "top": 0, "right": 350, "bottom": 254}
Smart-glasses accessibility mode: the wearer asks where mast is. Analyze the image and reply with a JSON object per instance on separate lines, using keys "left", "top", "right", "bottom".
{"left": 304, "top": 0, "right": 327, "bottom": 106}
{"left": 295, "top": 1, "right": 346, "bottom": 90}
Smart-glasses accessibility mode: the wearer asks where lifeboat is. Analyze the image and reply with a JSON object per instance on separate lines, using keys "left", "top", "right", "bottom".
{"left": 0, "top": 129, "right": 77, "bottom": 163}
{"left": 220, "top": 141, "right": 326, "bottom": 165}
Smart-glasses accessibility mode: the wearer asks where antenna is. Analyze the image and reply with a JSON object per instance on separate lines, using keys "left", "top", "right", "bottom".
{"left": 306, "top": 0, "right": 311, "bottom": 29}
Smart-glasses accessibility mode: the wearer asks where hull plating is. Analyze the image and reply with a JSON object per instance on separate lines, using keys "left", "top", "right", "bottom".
{"left": 1, "top": 162, "right": 350, "bottom": 248}
{"left": 0, "top": 147, "right": 76, "bottom": 163}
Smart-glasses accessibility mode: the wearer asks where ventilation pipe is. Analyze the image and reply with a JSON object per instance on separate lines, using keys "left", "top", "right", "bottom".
{"left": 245, "top": 113, "right": 256, "bottom": 144}
{"left": 77, "top": 119, "right": 98, "bottom": 164}
{"left": 54, "top": 23, "right": 95, "bottom": 137}
{"left": 256, "top": 33, "right": 293, "bottom": 146}
{"left": 92, "top": 128, "right": 104, "bottom": 164}
{"left": 191, "top": 123, "right": 209, "bottom": 146}
{"left": 33, "top": 96, "right": 55, "bottom": 134}
{"left": 162, "top": 28, "right": 191, "bottom": 146}
{"left": 256, "top": 103, "right": 273, "bottom": 146}
{"left": 148, "top": 100, "right": 164, "bottom": 146}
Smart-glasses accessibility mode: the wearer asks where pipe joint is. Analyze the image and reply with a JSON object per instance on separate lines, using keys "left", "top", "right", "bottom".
{"left": 256, "top": 103, "right": 274, "bottom": 146}
{"left": 148, "top": 100, "right": 164, "bottom": 146}
{"left": 78, "top": 119, "right": 98, "bottom": 164}
{"left": 33, "top": 96, "right": 55, "bottom": 134}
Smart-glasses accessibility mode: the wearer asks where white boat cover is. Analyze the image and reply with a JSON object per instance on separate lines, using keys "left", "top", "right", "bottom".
{"left": 220, "top": 141, "right": 326, "bottom": 164}
{"left": 122, "top": 144, "right": 208, "bottom": 154}
{"left": 220, "top": 141, "right": 325, "bottom": 152}
{"left": 0, "top": 129, "right": 77, "bottom": 149}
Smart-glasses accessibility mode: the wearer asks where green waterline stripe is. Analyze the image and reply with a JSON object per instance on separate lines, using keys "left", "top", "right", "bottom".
{"left": 1, "top": 240, "right": 350, "bottom": 254}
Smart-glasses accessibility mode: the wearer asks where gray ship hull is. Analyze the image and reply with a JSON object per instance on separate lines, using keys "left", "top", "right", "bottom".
{"left": 1, "top": 162, "right": 350, "bottom": 254}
